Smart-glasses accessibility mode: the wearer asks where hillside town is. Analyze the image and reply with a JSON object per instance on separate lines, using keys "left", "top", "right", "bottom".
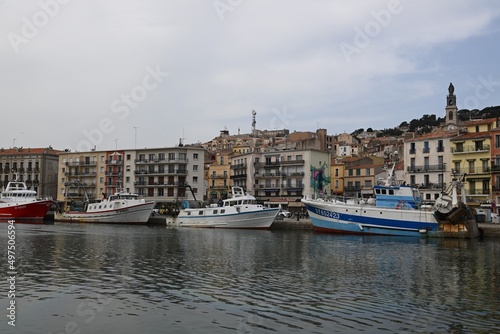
{"left": 1, "top": 83, "right": 499, "bottom": 220}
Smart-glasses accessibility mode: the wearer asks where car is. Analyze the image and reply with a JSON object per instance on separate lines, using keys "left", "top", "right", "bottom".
{"left": 278, "top": 210, "right": 291, "bottom": 218}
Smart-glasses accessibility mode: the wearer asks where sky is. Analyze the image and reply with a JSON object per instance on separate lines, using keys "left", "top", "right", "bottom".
{"left": 1, "top": 0, "right": 500, "bottom": 152}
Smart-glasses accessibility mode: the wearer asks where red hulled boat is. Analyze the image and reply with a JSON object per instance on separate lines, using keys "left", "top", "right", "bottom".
{"left": 0, "top": 180, "right": 53, "bottom": 221}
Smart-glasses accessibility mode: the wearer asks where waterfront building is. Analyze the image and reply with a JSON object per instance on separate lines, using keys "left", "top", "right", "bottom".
{"left": 449, "top": 117, "right": 496, "bottom": 207}
{"left": 342, "top": 156, "right": 385, "bottom": 198}
{"left": 404, "top": 130, "right": 457, "bottom": 203}
{"left": 330, "top": 159, "right": 345, "bottom": 196}
{"left": 206, "top": 150, "right": 232, "bottom": 201}
{"left": 57, "top": 146, "right": 206, "bottom": 202}
{"left": 0, "top": 147, "right": 60, "bottom": 199}
{"left": 490, "top": 126, "right": 500, "bottom": 216}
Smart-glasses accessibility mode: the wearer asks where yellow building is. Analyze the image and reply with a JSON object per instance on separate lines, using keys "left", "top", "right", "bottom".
{"left": 450, "top": 118, "right": 496, "bottom": 206}
{"left": 207, "top": 150, "right": 232, "bottom": 200}
{"left": 330, "top": 160, "right": 345, "bottom": 195}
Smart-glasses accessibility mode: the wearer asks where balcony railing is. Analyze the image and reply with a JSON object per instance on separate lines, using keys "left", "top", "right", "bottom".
{"left": 407, "top": 164, "right": 446, "bottom": 172}
{"left": 451, "top": 144, "right": 490, "bottom": 154}
{"left": 467, "top": 189, "right": 490, "bottom": 195}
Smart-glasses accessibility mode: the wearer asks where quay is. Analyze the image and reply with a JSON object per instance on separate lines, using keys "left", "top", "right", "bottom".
{"left": 270, "top": 219, "right": 500, "bottom": 238}
{"left": 148, "top": 215, "right": 500, "bottom": 237}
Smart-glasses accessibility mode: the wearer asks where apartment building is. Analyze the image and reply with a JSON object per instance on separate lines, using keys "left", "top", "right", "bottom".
{"left": 0, "top": 147, "right": 60, "bottom": 199}
{"left": 57, "top": 146, "right": 206, "bottom": 202}
{"left": 404, "top": 130, "right": 457, "bottom": 203}
{"left": 449, "top": 118, "right": 496, "bottom": 207}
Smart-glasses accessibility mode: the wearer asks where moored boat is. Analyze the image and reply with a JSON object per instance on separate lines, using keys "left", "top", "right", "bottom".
{"left": 54, "top": 180, "right": 155, "bottom": 224}
{"left": 0, "top": 179, "right": 53, "bottom": 221}
{"left": 302, "top": 161, "right": 480, "bottom": 238}
{"left": 166, "top": 186, "right": 279, "bottom": 229}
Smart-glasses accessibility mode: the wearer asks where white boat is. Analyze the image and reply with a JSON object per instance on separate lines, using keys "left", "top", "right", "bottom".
{"left": 302, "top": 162, "right": 480, "bottom": 238}
{"left": 167, "top": 187, "right": 279, "bottom": 229}
{"left": 0, "top": 179, "right": 53, "bottom": 220}
{"left": 55, "top": 181, "right": 155, "bottom": 224}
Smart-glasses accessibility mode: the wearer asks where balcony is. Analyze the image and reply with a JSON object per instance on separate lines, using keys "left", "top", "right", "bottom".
{"left": 451, "top": 144, "right": 490, "bottom": 154}
{"left": 280, "top": 159, "right": 305, "bottom": 166}
{"left": 466, "top": 168, "right": 490, "bottom": 175}
{"left": 230, "top": 163, "right": 247, "bottom": 170}
{"left": 407, "top": 164, "right": 446, "bottom": 173}
{"left": 418, "top": 183, "right": 444, "bottom": 190}
{"left": 467, "top": 189, "right": 490, "bottom": 195}
{"left": 230, "top": 173, "right": 247, "bottom": 179}
{"left": 422, "top": 148, "right": 430, "bottom": 154}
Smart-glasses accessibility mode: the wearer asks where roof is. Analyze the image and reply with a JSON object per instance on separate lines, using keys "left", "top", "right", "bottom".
{"left": 0, "top": 147, "right": 62, "bottom": 155}
{"left": 450, "top": 131, "right": 491, "bottom": 141}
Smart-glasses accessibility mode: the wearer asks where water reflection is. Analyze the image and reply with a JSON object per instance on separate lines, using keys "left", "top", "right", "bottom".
{"left": 0, "top": 223, "right": 499, "bottom": 333}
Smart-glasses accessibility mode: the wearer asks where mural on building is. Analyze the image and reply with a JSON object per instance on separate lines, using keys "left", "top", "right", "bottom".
{"left": 310, "top": 163, "right": 331, "bottom": 195}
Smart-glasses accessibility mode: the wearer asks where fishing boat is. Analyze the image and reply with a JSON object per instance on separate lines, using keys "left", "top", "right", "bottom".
{"left": 0, "top": 179, "right": 53, "bottom": 220}
{"left": 302, "top": 161, "right": 480, "bottom": 238}
{"left": 166, "top": 186, "right": 279, "bottom": 229}
{"left": 54, "top": 180, "right": 155, "bottom": 224}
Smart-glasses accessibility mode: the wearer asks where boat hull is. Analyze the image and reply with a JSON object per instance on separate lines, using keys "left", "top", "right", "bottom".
{"left": 303, "top": 199, "right": 478, "bottom": 238}
{"left": 54, "top": 201, "right": 155, "bottom": 224}
{"left": 168, "top": 208, "right": 278, "bottom": 229}
{"left": 0, "top": 200, "right": 53, "bottom": 221}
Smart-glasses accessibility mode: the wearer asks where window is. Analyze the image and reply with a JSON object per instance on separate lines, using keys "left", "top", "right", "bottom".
{"left": 356, "top": 169, "right": 361, "bottom": 176}
{"left": 193, "top": 153, "right": 198, "bottom": 160}
{"left": 424, "top": 175, "right": 429, "bottom": 187}
{"left": 126, "top": 154, "right": 131, "bottom": 160}
{"left": 168, "top": 153, "right": 175, "bottom": 161}
{"left": 423, "top": 141, "right": 430, "bottom": 153}
{"left": 437, "top": 140, "right": 444, "bottom": 152}
{"left": 475, "top": 141, "right": 483, "bottom": 151}
{"left": 193, "top": 176, "right": 198, "bottom": 183}
{"left": 410, "top": 143, "right": 416, "bottom": 154}
{"left": 482, "top": 160, "right": 489, "bottom": 173}
{"left": 496, "top": 135, "right": 500, "bottom": 148}
{"left": 365, "top": 168, "right": 370, "bottom": 176}
{"left": 335, "top": 168, "right": 339, "bottom": 177}
{"left": 468, "top": 160, "right": 475, "bottom": 173}
{"left": 193, "top": 165, "right": 198, "bottom": 171}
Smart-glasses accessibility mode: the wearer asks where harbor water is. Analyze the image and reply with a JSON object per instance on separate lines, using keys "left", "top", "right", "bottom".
{"left": 1, "top": 222, "right": 499, "bottom": 333}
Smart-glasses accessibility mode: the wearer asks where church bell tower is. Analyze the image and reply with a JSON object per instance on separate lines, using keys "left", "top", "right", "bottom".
{"left": 445, "top": 82, "right": 458, "bottom": 126}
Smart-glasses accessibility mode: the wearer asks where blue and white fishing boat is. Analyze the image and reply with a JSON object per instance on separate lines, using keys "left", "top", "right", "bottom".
{"left": 167, "top": 186, "right": 279, "bottom": 229}
{"left": 302, "top": 161, "right": 480, "bottom": 238}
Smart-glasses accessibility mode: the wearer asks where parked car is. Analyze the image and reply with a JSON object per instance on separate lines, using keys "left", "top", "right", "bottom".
{"left": 278, "top": 210, "right": 292, "bottom": 218}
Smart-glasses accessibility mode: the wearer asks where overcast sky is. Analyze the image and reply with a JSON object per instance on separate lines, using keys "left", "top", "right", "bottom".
{"left": 1, "top": 0, "right": 500, "bottom": 151}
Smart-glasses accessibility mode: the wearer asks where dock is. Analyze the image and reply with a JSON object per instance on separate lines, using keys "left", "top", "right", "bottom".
{"left": 270, "top": 218, "right": 500, "bottom": 238}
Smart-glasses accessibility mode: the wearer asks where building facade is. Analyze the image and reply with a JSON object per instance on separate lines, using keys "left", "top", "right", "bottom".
{"left": 58, "top": 146, "right": 206, "bottom": 202}
{"left": 0, "top": 147, "right": 60, "bottom": 199}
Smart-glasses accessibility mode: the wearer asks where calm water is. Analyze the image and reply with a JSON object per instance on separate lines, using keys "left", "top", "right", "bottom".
{"left": 1, "top": 222, "right": 499, "bottom": 334}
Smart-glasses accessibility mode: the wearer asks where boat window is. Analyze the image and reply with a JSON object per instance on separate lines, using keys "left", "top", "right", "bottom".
{"left": 187, "top": 212, "right": 191, "bottom": 216}
{"left": 389, "top": 190, "right": 394, "bottom": 195}
{"left": 220, "top": 209, "right": 225, "bottom": 213}
{"left": 213, "top": 210, "right": 218, "bottom": 214}
{"left": 382, "top": 190, "right": 386, "bottom": 195}
{"left": 199, "top": 211, "right": 203, "bottom": 215}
